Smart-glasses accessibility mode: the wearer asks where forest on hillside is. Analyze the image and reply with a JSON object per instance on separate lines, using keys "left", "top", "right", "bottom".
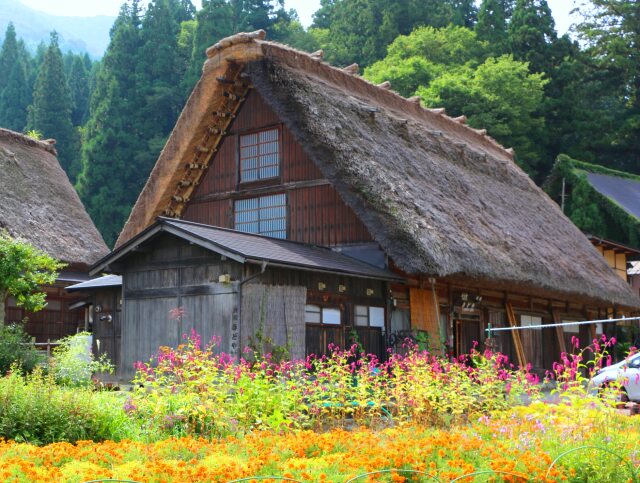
{"left": 0, "top": 0, "right": 638, "bottom": 247}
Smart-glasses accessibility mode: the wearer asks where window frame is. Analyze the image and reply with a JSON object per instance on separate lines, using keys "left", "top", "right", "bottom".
{"left": 234, "top": 193, "right": 288, "bottom": 239}
{"left": 237, "top": 125, "right": 282, "bottom": 185}
{"left": 305, "top": 304, "right": 342, "bottom": 326}
{"left": 354, "top": 305, "right": 385, "bottom": 329}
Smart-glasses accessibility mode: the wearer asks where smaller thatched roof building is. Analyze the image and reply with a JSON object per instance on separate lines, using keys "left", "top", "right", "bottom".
{"left": 0, "top": 128, "right": 108, "bottom": 267}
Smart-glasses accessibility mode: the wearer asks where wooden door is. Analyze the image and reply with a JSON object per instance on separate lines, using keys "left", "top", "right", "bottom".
{"left": 456, "top": 320, "right": 481, "bottom": 356}
{"left": 306, "top": 324, "right": 344, "bottom": 357}
{"left": 92, "top": 288, "right": 121, "bottom": 377}
{"left": 354, "top": 327, "right": 385, "bottom": 359}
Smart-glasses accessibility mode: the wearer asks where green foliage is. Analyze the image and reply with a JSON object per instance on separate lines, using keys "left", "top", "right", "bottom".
{"left": 0, "top": 366, "right": 134, "bottom": 444}
{"left": 366, "top": 26, "right": 547, "bottom": 174}
{"left": 24, "top": 129, "right": 42, "bottom": 140}
{"left": 508, "top": 0, "right": 557, "bottom": 75}
{"left": 26, "top": 32, "right": 80, "bottom": 182}
{"left": 315, "top": 0, "right": 478, "bottom": 67}
{"left": 475, "top": 0, "right": 513, "bottom": 53}
{"left": 0, "top": 325, "right": 42, "bottom": 375}
{"left": 50, "top": 332, "right": 114, "bottom": 388}
{"left": 129, "top": 332, "right": 539, "bottom": 440}
{"left": 0, "top": 233, "right": 64, "bottom": 325}
{"left": 575, "top": 0, "right": 640, "bottom": 173}
{"left": 0, "top": 23, "right": 31, "bottom": 131}
{"left": 548, "top": 155, "right": 640, "bottom": 247}
{"left": 77, "top": 2, "right": 147, "bottom": 246}
{"left": 366, "top": 26, "right": 487, "bottom": 97}
{"left": 68, "top": 55, "right": 91, "bottom": 126}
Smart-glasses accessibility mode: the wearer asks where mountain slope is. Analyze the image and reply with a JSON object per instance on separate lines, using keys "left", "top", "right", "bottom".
{"left": 0, "top": 0, "right": 114, "bottom": 57}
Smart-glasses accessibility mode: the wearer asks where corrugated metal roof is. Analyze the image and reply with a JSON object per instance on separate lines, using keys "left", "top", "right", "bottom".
{"left": 587, "top": 173, "right": 640, "bottom": 219}
{"left": 162, "top": 218, "right": 403, "bottom": 281}
{"left": 66, "top": 274, "right": 122, "bottom": 292}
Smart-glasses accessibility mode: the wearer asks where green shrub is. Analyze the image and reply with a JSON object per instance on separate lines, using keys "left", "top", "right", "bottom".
{"left": 0, "top": 324, "right": 43, "bottom": 374}
{"left": 129, "top": 332, "right": 540, "bottom": 440}
{"left": 0, "top": 365, "right": 134, "bottom": 444}
{"left": 50, "top": 332, "right": 113, "bottom": 387}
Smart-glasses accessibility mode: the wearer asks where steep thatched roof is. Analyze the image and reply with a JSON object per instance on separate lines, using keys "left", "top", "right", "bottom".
{"left": 117, "top": 32, "right": 640, "bottom": 309}
{"left": 0, "top": 128, "right": 108, "bottom": 267}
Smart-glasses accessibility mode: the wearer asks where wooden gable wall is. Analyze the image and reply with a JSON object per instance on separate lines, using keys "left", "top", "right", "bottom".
{"left": 182, "top": 90, "right": 373, "bottom": 246}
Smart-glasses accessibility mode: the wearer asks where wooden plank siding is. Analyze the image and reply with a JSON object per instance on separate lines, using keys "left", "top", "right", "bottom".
{"left": 5, "top": 282, "right": 87, "bottom": 343}
{"left": 182, "top": 89, "right": 373, "bottom": 246}
{"left": 92, "top": 287, "right": 122, "bottom": 376}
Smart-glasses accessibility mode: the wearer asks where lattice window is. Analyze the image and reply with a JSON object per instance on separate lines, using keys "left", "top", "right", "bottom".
{"left": 239, "top": 128, "right": 279, "bottom": 182}
{"left": 234, "top": 193, "right": 287, "bottom": 238}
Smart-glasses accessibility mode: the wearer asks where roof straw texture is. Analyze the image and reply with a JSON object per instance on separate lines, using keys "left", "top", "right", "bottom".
{"left": 0, "top": 128, "right": 108, "bottom": 266}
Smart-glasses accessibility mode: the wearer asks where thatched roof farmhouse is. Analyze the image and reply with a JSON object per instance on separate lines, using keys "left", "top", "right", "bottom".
{"left": 87, "top": 32, "right": 639, "bottom": 376}
{"left": 0, "top": 127, "right": 108, "bottom": 341}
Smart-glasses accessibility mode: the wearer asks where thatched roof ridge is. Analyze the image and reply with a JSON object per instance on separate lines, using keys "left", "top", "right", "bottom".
{"left": 0, "top": 128, "right": 108, "bottom": 267}
{"left": 0, "top": 128, "right": 58, "bottom": 155}
{"left": 116, "top": 33, "right": 639, "bottom": 308}
{"left": 257, "top": 41, "right": 515, "bottom": 163}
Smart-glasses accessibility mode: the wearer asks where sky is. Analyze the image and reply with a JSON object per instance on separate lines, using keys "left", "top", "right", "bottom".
{"left": 19, "top": 0, "right": 581, "bottom": 35}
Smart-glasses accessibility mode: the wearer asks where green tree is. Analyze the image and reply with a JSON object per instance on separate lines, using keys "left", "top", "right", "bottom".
{"left": 475, "top": 0, "right": 513, "bottom": 53}
{"left": 0, "top": 233, "right": 64, "bottom": 325}
{"left": 77, "top": 2, "right": 145, "bottom": 245}
{"left": 450, "top": 0, "right": 478, "bottom": 28}
{"left": 311, "top": 0, "right": 336, "bottom": 29}
{"left": 0, "top": 23, "right": 19, "bottom": 93}
{"left": 68, "top": 56, "right": 90, "bottom": 126}
{"left": 79, "top": 0, "right": 195, "bottom": 245}
{"left": 575, "top": 0, "right": 640, "bottom": 172}
{"left": 365, "top": 25, "right": 546, "bottom": 174}
{"left": 314, "top": 0, "right": 478, "bottom": 67}
{"left": 0, "top": 23, "right": 31, "bottom": 130}
{"left": 508, "top": 0, "right": 556, "bottom": 75}
{"left": 26, "top": 32, "right": 79, "bottom": 181}
{"left": 0, "top": 57, "right": 30, "bottom": 131}
{"left": 185, "top": 0, "right": 302, "bottom": 92}
{"left": 184, "top": 0, "right": 234, "bottom": 92}
{"left": 366, "top": 26, "right": 488, "bottom": 97}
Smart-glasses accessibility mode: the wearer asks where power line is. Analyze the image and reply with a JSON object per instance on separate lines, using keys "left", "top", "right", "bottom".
{"left": 485, "top": 316, "right": 640, "bottom": 334}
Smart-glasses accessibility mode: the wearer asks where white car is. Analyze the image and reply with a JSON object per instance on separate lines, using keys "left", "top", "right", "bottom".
{"left": 590, "top": 352, "right": 640, "bottom": 402}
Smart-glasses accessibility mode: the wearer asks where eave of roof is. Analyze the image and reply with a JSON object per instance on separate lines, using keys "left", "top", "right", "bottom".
{"left": 587, "top": 234, "right": 640, "bottom": 256}
{"left": 94, "top": 218, "right": 404, "bottom": 282}
{"left": 66, "top": 274, "right": 123, "bottom": 292}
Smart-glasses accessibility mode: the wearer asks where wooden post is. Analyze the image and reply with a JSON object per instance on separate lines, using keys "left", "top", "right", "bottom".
{"left": 46, "top": 338, "right": 51, "bottom": 358}
{"left": 551, "top": 309, "right": 567, "bottom": 355}
{"left": 505, "top": 302, "right": 527, "bottom": 368}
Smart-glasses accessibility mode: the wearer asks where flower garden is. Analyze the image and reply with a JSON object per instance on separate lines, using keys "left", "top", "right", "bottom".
{"left": 0, "top": 331, "right": 638, "bottom": 482}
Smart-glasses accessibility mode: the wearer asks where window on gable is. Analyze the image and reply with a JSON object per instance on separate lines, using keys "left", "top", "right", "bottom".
{"left": 234, "top": 193, "right": 287, "bottom": 238}
{"left": 239, "top": 128, "right": 279, "bottom": 182}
